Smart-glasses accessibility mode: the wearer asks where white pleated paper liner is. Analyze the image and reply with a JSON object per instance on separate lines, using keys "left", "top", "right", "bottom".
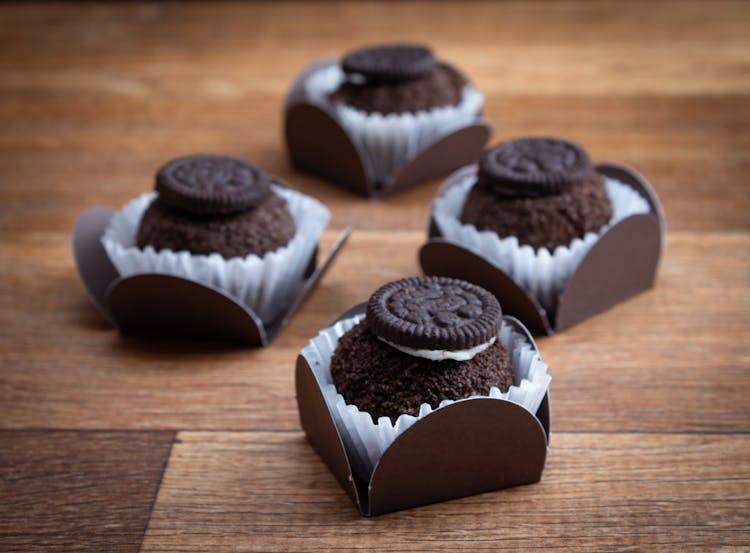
{"left": 101, "top": 185, "right": 330, "bottom": 325}
{"left": 432, "top": 175, "right": 651, "bottom": 314}
{"left": 304, "top": 64, "right": 485, "bottom": 184}
{"left": 301, "top": 314, "right": 551, "bottom": 481}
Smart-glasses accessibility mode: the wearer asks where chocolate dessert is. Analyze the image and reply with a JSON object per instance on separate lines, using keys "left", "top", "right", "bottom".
{"left": 330, "top": 276, "right": 514, "bottom": 422}
{"left": 460, "top": 137, "right": 613, "bottom": 250}
{"left": 136, "top": 155, "right": 296, "bottom": 258}
{"left": 328, "top": 44, "right": 468, "bottom": 114}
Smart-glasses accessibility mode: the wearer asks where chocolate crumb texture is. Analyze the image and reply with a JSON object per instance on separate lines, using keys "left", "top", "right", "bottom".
{"left": 330, "top": 319, "right": 514, "bottom": 423}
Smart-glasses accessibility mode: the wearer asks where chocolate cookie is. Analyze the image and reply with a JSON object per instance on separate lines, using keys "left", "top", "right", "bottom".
{"left": 137, "top": 155, "right": 296, "bottom": 259}
{"left": 367, "top": 276, "right": 501, "bottom": 351}
{"left": 329, "top": 43, "right": 467, "bottom": 114}
{"left": 330, "top": 319, "right": 514, "bottom": 423}
{"left": 477, "top": 137, "right": 595, "bottom": 197}
{"left": 156, "top": 155, "right": 272, "bottom": 216}
{"left": 136, "top": 191, "right": 296, "bottom": 259}
{"left": 341, "top": 44, "right": 436, "bottom": 82}
{"left": 461, "top": 138, "right": 613, "bottom": 250}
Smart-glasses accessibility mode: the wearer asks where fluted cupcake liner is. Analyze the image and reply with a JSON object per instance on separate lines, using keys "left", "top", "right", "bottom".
{"left": 101, "top": 185, "right": 330, "bottom": 325}
{"left": 304, "top": 64, "right": 484, "bottom": 183}
{"left": 432, "top": 175, "right": 651, "bottom": 314}
{"left": 302, "top": 313, "right": 551, "bottom": 481}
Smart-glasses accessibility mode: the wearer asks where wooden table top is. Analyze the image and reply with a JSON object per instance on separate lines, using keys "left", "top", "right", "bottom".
{"left": 1, "top": 2, "right": 749, "bottom": 551}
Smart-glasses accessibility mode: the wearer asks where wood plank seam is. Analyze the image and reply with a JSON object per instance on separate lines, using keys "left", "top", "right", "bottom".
{"left": 2, "top": 428, "right": 750, "bottom": 435}
{"left": 138, "top": 432, "right": 175, "bottom": 553}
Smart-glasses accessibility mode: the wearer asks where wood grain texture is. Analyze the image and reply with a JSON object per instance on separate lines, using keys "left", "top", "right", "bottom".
{"left": 0, "top": 2, "right": 749, "bottom": 235}
{"left": 1, "top": 231, "right": 748, "bottom": 432}
{"left": 0, "top": 431, "right": 174, "bottom": 552}
{"left": 142, "top": 431, "right": 750, "bottom": 552}
{"left": 1, "top": 1, "right": 749, "bottom": 551}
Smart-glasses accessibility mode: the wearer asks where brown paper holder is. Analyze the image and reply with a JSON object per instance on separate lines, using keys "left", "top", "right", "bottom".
{"left": 284, "top": 59, "right": 491, "bottom": 199}
{"left": 420, "top": 162, "right": 665, "bottom": 335}
{"left": 295, "top": 303, "right": 550, "bottom": 516}
{"left": 72, "top": 207, "right": 349, "bottom": 346}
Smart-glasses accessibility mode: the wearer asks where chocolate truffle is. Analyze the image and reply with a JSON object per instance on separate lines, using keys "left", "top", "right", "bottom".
{"left": 460, "top": 137, "right": 613, "bottom": 250}
{"left": 136, "top": 155, "right": 296, "bottom": 259}
{"left": 330, "top": 276, "right": 514, "bottom": 423}
{"left": 328, "top": 44, "right": 468, "bottom": 114}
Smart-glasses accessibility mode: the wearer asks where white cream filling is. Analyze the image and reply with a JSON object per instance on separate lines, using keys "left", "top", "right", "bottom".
{"left": 379, "top": 336, "right": 496, "bottom": 361}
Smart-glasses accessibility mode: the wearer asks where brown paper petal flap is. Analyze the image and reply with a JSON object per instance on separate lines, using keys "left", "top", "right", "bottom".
{"left": 555, "top": 213, "right": 661, "bottom": 332}
{"left": 419, "top": 240, "right": 552, "bottom": 336}
{"left": 295, "top": 354, "right": 363, "bottom": 511}
{"left": 285, "top": 103, "right": 373, "bottom": 196}
{"left": 597, "top": 162, "right": 665, "bottom": 231}
{"left": 72, "top": 208, "right": 120, "bottom": 323}
{"left": 597, "top": 162, "right": 666, "bottom": 256}
{"left": 368, "top": 397, "right": 548, "bottom": 516}
{"left": 107, "top": 274, "right": 269, "bottom": 345}
{"left": 285, "top": 59, "right": 373, "bottom": 195}
{"left": 297, "top": 306, "right": 550, "bottom": 516}
{"left": 382, "top": 121, "right": 490, "bottom": 198}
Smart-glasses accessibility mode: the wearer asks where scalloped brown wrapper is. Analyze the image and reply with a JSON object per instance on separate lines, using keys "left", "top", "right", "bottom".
{"left": 295, "top": 303, "right": 550, "bottom": 516}
{"left": 72, "top": 207, "right": 350, "bottom": 346}
{"left": 421, "top": 162, "right": 665, "bottom": 334}
{"left": 284, "top": 59, "right": 490, "bottom": 198}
